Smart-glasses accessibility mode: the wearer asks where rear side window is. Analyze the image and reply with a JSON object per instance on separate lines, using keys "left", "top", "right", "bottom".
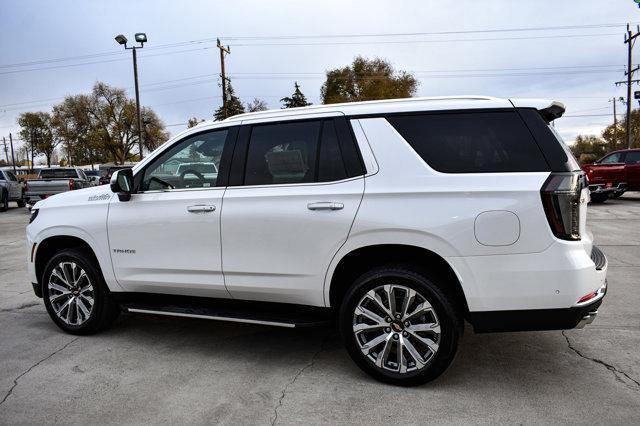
{"left": 387, "top": 111, "right": 550, "bottom": 173}
{"left": 244, "top": 119, "right": 350, "bottom": 185}
{"left": 625, "top": 151, "right": 640, "bottom": 164}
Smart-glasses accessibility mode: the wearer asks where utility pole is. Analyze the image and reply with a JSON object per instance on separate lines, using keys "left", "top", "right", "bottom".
{"left": 609, "top": 97, "right": 624, "bottom": 146}
{"left": 9, "top": 133, "right": 16, "bottom": 173}
{"left": 217, "top": 38, "right": 231, "bottom": 119}
{"left": 30, "top": 129, "right": 35, "bottom": 172}
{"left": 624, "top": 24, "right": 640, "bottom": 149}
{"left": 2, "top": 137, "right": 8, "bottom": 164}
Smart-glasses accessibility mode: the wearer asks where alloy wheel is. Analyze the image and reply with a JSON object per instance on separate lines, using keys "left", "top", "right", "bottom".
{"left": 48, "top": 261, "right": 95, "bottom": 326}
{"left": 352, "top": 284, "right": 441, "bottom": 373}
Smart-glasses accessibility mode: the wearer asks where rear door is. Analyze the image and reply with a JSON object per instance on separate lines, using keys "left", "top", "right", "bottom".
{"left": 624, "top": 151, "right": 640, "bottom": 190}
{"left": 220, "top": 117, "right": 365, "bottom": 306}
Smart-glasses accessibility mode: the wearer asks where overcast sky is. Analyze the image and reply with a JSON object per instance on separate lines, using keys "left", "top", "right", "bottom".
{"left": 1, "top": 0, "right": 639, "bottom": 158}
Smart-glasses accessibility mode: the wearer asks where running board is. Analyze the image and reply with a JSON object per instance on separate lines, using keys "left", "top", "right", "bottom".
{"left": 116, "top": 293, "right": 332, "bottom": 329}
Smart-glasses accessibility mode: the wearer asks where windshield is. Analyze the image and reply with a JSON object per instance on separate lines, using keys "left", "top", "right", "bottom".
{"left": 39, "top": 169, "right": 78, "bottom": 179}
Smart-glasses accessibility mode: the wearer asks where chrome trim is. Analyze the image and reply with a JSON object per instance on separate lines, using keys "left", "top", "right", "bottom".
{"left": 126, "top": 308, "right": 297, "bottom": 328}
{"left": 574, "top": 281, "right": 607, "bottom": 308}
{"left": 575, "top": 310, "right": 598, "bottom": 329}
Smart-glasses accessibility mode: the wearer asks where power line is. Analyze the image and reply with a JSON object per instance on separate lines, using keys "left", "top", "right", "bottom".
{"left": 221, "top": 22, "right": 637, "bottom": 41}
{"left": 1, "top": 64, "right": 624, "bottom": 110}
{"left": 1, "top": 22, "right": 633, "bottom": 70}
{"left": 231, "top": 33, "right": 620, "bottom": 47}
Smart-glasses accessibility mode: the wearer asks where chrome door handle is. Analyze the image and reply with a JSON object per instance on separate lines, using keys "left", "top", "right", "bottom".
{"left": 187, "top": 204, "right": 216, "bottom": 213}
{"left": 307, "top": 202, "right": 344, "bottom": 211}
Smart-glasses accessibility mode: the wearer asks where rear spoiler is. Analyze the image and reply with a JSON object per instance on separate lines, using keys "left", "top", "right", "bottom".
{"left": 538, "top": 101, "right": 566, "bottom": 123}
{"left": 509, "top": 99, "right": 566, "bottom": 123}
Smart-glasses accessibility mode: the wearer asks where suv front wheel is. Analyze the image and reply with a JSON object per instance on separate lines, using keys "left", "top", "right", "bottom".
{"left": 42, "top": 249, "right": 120, "bottom": 335}
{"left": 339, "top": 265, "right": 462, "bottom": 386}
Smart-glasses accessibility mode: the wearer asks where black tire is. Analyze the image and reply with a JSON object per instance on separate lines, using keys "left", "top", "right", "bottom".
{"left": 16, "top": 197, "right": 26, "bottom": 208}
{"left": 612, "top": 191, "right": 625, "bottom": 199}
{"left": 42, "top": 249, "right": 120, "bottom": 335}
{"left": 590, "top": 193, "right": 609, "bottom": 203}
{"left": 0, "top": 190, "right": 8, "bottom": 212}
{"left": 339, "top": 265, "right": 462, "bottom": 386}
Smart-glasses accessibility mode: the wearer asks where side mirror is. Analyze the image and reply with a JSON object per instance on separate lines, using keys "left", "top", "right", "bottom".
{"left": 110, "top": 169, "right": 134, "bottom": 202}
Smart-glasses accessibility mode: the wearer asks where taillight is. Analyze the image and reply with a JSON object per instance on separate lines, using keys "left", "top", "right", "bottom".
{"left": 540, "top": 172, "right": 585, "bottom": 241}
{"left": 69, "top": 179, "right": 75, "bottom": 190}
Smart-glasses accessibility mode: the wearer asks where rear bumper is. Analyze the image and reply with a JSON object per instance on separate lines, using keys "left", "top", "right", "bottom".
{"left": 468, "top": 293, "right": 605, "bottom": 333}
{"left": 463, "top": 244, "right": 607, "bottom": 333}
{"left": 589, "top": 182, "right": 626, "bottom": 195}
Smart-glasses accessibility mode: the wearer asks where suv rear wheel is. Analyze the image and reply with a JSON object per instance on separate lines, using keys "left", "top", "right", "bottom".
{"left": 339, "top": 265, "right": 461, "bottom": 386}
{"left": 42, "top": 249, "right": 119, "bottom": 335}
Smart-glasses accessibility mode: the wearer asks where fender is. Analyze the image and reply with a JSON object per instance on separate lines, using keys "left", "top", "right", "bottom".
{"left": 323, "top": 228, "right": 465, "bottom": 307}
{"left": 31, "top": 225, "right": 123, "bottom": 292}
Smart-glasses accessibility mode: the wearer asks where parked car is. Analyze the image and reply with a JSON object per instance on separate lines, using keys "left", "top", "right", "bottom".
{"left": 98, "top": 166, "right": 132, "bottom": 185}
{"left": 581, "top": 148, "right": 640, "bottom": 203}
{"left": 26, "top": 97, "right": 607, "bottom": 386}
{"left": 0, "top": 169, "right": 26, "bottom": 211}
{"left": 24, "top": 168, "right": 89, "bottom": 205}
{"left": 84, "top": 170, "right": 101, "bottom": 186}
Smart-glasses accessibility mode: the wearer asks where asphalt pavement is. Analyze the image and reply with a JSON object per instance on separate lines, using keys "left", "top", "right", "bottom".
{"left": 1, "top": 196, "right": 639, "bottom": 424}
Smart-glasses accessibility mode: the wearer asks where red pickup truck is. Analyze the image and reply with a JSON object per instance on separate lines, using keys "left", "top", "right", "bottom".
{"left": 582, "top": 148, "right": 640, "bottom": 202}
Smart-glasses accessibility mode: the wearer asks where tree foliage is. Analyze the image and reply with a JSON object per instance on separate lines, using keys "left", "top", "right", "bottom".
{"left": 41, "top": 82, "right": 168, "bottom": 165}
{"left": 246, "top": 98, "right": 269, "bottom": 112}
{"left": 320, "top": 56, "right": 418, "bottom": 104}
{"left": 17, "top": 111, "right": 58, "bottom": 167}
{"left": 280, "top": 82, "right": 311, "bottom": 108}
{"left": 572, "top": 109, "right": 640, "bottom": 163}
{"left": 214, "top": 83, "right": 245, "bottom": 120}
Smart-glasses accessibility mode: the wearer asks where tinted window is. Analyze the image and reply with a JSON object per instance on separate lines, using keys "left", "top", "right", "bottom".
{"left": 0, "top": 171, "right": 5, "bottom": 180}
{"left": 5, "top": 171, "right": 17, "bottom": 181}
{"left": 318, "top": 120, "right": 348, "bottom": 182}
{"left": 387, "top": 112, "right": 549, "bottom": 173}
{"left": 39, "top": 169, "right": 79, "bottom": 179}
{"left": 142, "top": 129, "right": 228, "bottom": 191}
{"left": 245, "top": 121, "right": 321, "bottom": 185}
{"left": 625, "top": 151, "right": 640, "bottom": 164}
{"left": 600, "top": 152, "right": 624, "bottom": 164}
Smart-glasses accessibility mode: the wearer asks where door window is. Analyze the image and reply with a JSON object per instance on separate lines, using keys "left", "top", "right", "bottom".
{"left": 244, "top": 120, "right": 351, "bottom": 185}
{"left": 600, "top": 152, "right": 624, "bottom": 164}
{"left": 5, "top": 171, "right": 17, "bottom": 181}
{"left": 141, "top": 129, "right": 229, "bottom": 191}
{"left": 625, "top": 151, "right": 640, "bottom": 164}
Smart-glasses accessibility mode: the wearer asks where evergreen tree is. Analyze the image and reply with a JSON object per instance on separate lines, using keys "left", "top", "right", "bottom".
{"left": 214, "top": 83, "right": 245, "bottom": 120}
{"left": 280, "top": 82, "right": 312, "bottom": 108}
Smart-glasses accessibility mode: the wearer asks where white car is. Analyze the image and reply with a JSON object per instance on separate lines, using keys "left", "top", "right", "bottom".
{"left": 26, "top": 96, "right": 607, "bottom": 385}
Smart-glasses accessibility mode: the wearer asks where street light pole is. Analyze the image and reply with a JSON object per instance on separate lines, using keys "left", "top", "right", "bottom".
{"left": 115, "top": 33, "right": 147, "bottom": 160}
{"left": 131, "top": 47, "right": 143, "bottom": 160}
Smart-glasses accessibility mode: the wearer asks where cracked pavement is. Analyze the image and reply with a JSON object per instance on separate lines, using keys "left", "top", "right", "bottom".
{"left": 1, "top": 196, "right": 640, "bottom": 424}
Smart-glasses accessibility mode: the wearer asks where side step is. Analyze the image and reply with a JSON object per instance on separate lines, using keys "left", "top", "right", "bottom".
{"left": 115, "top": 293, "right": 332, "bottom": 329}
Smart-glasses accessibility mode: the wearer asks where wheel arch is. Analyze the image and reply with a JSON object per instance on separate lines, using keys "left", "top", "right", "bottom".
{"left": 326, "top": 243, "right": 469, "bottom": 316}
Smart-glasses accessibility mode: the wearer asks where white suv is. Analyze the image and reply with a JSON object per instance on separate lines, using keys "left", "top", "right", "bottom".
{"left": 26, "top": 96, "right": 607, "bottom": 385}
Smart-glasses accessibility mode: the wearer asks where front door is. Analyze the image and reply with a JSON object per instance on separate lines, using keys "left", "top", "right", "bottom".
{"left": 108, "top": 127, "right": 234, "bottom": 298}
{"left": 221, "top": 118, "right": 365, "bottom": 306}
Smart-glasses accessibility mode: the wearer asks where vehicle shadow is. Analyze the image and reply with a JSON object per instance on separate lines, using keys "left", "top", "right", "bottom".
{"left": 90, "top": 312, "right": 580, "bottom": 391}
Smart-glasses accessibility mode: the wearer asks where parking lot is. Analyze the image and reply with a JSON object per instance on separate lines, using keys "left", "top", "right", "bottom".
{"left": 0, "top": 197, "right": 639, "bottom": 424}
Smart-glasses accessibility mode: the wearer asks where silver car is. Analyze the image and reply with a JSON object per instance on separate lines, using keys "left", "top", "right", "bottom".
{"left": 0, "top": 169, "right": 26, "bottom": 211}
